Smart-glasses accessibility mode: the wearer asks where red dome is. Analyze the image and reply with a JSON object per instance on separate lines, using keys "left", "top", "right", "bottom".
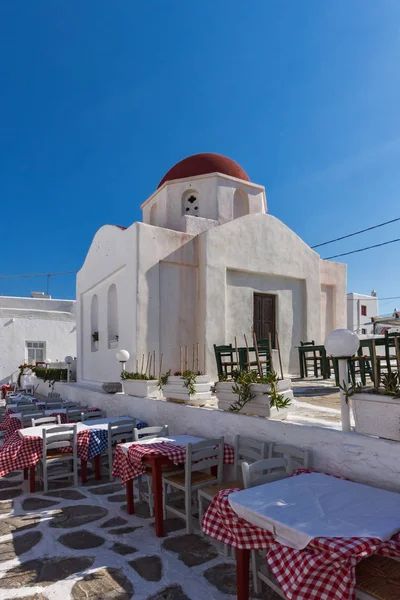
{"left": 157, "top": 153, "right": 250, "bottom": 188}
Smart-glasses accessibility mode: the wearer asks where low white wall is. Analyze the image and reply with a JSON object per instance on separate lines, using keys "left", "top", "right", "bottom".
{"left": 37, "top": 381, "right": 400, "bottom": 493}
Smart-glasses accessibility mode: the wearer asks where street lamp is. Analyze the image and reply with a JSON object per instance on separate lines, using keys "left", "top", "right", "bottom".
{"left": 325, "top": 329, "right": 360, "bottom": 432}
{"left": 65, "top": 356, "right": 73, "bottom": 383}
{"left": 116, "top": 350, "right": 130, "bottom": 394}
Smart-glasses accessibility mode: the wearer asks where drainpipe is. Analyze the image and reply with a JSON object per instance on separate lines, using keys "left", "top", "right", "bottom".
{"left": 357, "top": 300, "right": 360, "bottom": 334}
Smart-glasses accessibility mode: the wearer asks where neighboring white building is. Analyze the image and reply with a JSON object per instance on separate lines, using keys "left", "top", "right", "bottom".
{"left": 76, "top": 153, "right": 347, "bottom": 383}
{"left": 0, "top": 293, "right": 76, "bottom": 384}
{"left": 347, "top": 291, "right": 379, "bottom": 335}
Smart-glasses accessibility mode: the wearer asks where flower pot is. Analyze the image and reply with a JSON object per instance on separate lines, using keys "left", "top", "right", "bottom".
{"left": 163, "top": 375, "right": 213, "bottom": 407}
{"left": 215, "top": 379, "right": 293, "bottom": 419}
{"left": 94, "top": 341, "right": 99, "bottom": 351}
{"left": 352, "top": 392, "right": 400, "bottom": 441}
{"left": 123, "top": 379, "right": 159, "bottom": 398}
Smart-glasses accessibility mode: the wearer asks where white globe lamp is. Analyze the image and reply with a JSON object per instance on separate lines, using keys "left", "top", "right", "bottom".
{"left": 116, "top": 350, "right": 130, "bottom": 394}
{"left": 325, "top": 329, "right": 360, "bottom": 433}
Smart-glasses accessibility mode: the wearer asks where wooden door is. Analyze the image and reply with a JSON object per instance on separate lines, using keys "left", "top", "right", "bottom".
{"left": 253, "top": 294, "right": 276, "bottom": 347}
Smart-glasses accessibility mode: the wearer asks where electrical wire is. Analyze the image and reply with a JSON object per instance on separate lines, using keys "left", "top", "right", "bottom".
{"left": 323, "top": 237, "right": 400, "bottom": 260}
{"left": 311, "top": 217, "right": 400, "bottom": 249}
{"left": 0, "top": 271, "right": 77, "bottom": 279}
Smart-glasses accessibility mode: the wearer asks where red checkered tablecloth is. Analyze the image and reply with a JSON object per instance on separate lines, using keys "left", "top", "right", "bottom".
{"left": 113, "top": 441, "right": 234, "bottom": 484}
{"left": 202, "top": 485, "right": 400, "bottom": 600}
{"left": 2, "top": 411, "right": 68, "bottom": 442}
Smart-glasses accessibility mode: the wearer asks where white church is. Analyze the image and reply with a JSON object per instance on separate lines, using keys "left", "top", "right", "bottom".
{"left": 76, "top": 153, "right": 346, "bottom": 383}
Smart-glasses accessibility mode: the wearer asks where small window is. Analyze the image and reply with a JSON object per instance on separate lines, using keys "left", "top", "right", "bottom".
{"left": 182, "top": 190, "right": 199, "bottom": 216}
{"left": 361, "top": 305, "right": 367, "bottom": 316}
{"left": 361, "top": 328, "right": 367, "bottom": 335}
{"left": 26, "top": 341, "right": 46, "bottom": 364}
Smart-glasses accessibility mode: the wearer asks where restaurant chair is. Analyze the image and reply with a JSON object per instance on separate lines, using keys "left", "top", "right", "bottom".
{"left": 300, "top": 341, "right": 326, "bottom": 378}
{"left": 133, "top": 425, "right": 172, "bottom": 516}
{"left": 15, "top": 404, "right": 37, "bottom": 413}
{"left": 45, "top": 401, "right": 63, "bottom": 410}
{"left": 80, "top": 409, "right": 106, "bottom": 421}
{"left": 242, "top": 455, "right": 294, "bottom": 595}
{"left": 20, "top": 412, "right": 44, "bottom": 428}
{"left": 162, "top": 437, "right": 225, "bottom": 534}
{"left": 66, "top": 409, "right": 83, "bottom": 423}
{"left": 269, "top": 444, "right": 310, "bottom": 470}
{"left": 37, "top": 424, "right": 78, "bottom": 492}
{"left": 31, "top": 415, "right": 61, "bottom": 427}
{"left": 198, "top": 435, "right": 269, "bottom": 541}
{"left": 106, "top": 419, "right": 136, "bottom": 481}
{"left": 48, "top": 392, "right": 61, "bottom": 402}
{"left": 242, "top": 455, "right": 294, "bottom": 489}
{"left": 355, "top": 555, "right": 400, "bottom": 600}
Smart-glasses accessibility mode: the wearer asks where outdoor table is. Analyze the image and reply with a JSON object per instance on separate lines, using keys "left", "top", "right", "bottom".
{"left": 113, "top": 434, "right": 235, "bottom": 538}
{"left": 202, "top": 471, "right": 400, "bottom": 600}
{"left": 1, "top": 408, "right": 69, "bottom": 442}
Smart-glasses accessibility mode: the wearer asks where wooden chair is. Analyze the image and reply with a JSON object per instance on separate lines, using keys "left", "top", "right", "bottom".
{"left": 214, "top": 344, "right": 239, "bottom": 380}
{"left": 66, "top": 409, "right": 83, "bottom": 423}
{"left": 269, "top": 444, "right": 310, "bottom": 470}
{"left": 38, "top": 424, "right": 78, "bottom": 492}
{"left": 106, "top": 419, "right": 136, "bottom": 481}
{"left": 20, "top": 411, "right": 44, "bottom": 428}
{"left": 31, "top": 415, "right": 61, "bottom": 427}
{"left": 48, "top": 392, "right": 61, "bottom": 402}
{"left": 355, "top": 555, "right": 400, "bottom": 600}
{"left": 45, "top": 401, "right": 63, "bottom": 410}
{"left": 198, "top": 435, "right": 269, "bottom": 535}
{"left": 300, "top": 341, "right": 325, "bottom": 378}
{"left": 241, "top": 456, "right": 293, "bottom": 489}
{"left": 133, "top": 425, "right": 171, "bottom": 515}
{"left": 163, "top": 437, "right": 225, "bottom": 534}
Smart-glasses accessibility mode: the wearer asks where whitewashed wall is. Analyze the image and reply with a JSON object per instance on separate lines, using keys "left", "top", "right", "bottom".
{"left": 37, "top": 381, "right": 400, "bottom": 493}
{"left": 0, "top": 297, "right": 76, "bottom": 384}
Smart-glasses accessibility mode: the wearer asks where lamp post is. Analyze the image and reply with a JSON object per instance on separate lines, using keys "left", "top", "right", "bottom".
{"left": 325, "top": 329, "right": 360, "bottom": 433}
{"left": 65, "top": 356, "right": 73, "bottom": 383}
{"left": 116, "top": 350, "right": 130, "bottom": 394}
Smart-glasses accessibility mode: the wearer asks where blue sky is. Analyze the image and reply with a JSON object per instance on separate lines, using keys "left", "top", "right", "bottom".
{"left": 1, "top": 1, "right": 399, "bottom": 315}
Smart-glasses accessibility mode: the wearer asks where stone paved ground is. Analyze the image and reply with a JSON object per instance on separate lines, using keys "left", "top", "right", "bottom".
{"left": 0, "top": 472, "right": 281, "bottom": 600}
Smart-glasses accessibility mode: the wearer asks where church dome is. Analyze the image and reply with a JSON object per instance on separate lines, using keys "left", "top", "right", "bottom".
{"left": 157, "top": 153, "right": 250, "bottom": 188}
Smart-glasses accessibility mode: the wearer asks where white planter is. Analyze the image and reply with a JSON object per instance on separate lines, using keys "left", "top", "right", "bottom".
{"left": 352, "top": 392, "right": 400, "bottom": 441}
{"left": 163, "top": 375, "right": 213, "bottom": 407}
{"left": 123, "top": 379, "right": 159, "bottom": 399}
{"left": 94, "top": 341, "right": 99, "bottom": 351}
{"left": 109, "top": 339, "right": 118, "bottom": 349}
{"left": 216, "top": 379, "right": 293, "bottom": 419}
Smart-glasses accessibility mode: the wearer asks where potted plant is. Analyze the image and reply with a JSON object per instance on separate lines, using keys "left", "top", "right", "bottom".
{"left": 158, "top": 370, "right": 213, "bottom": 407}
{"left": 216, "top": 370, "right": 293, "bottom": 418}
{"left": 92, "top": 331, "right": 99, "bottom": 350}
{"left": 121, "top": 370, "right": 159, "bottom": 398}
{"left": 351, "top": 371, "right": 400, "bottom": 441}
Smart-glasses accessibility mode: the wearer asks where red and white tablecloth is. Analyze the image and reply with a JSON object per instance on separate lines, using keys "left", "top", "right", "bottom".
{"left": 202, "top": 486, "right": 400, "bottom": 600}
{"left": 112, "top": 441, "right": 235, "bottom": 484}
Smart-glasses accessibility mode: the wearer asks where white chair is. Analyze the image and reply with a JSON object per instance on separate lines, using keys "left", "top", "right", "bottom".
{"left": 45, "top": 401, "right": 63, "bottom": 410}
{"left": 163, "top": 437, "right": 225, "bottom": 534}
{"left": 66, "top": 409, "right": 83, "bottom": 423}
{"left": 242, "top": 455, "right": 294, "bottom": 595}
{"left": 48, "top": 392, "right": 61, "bottom": 401}
{"left": 15, "top": 404, "right": 36, "bottom": 413}
{"left": 38, "top": 424, "right": 78, "bottom": 492}
{"left": 269, "top": 444, "right": 310, "bottom": 470}
{"left": 198, "top": 435, "right": 269, "bottom": 537}
{"left": 20, "top": 412, "right": 44, "bottom": 428}
{"left": 81, "top": 409, "right": 106, "bottom": 421}
{"left": 106, "top": 419, "right": 136, "bottom": 481}
{"left": 355, "top": 555, "right": 400, "bottom": 600}
{"left": 134, "top": 425, "right": 170, "bottom": 515}
{"left": 31, "top": 415, "right": 61, "bottom": 427}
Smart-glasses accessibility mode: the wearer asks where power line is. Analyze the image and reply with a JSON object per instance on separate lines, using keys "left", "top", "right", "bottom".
{"left": 0, "top": 271, "right": 77, "bottom": 279}
{"left": 311, "top": 217, "right": 400, "bottom": 249}
{"left": 323, "top": 238, "right": 400, "bottom": 260}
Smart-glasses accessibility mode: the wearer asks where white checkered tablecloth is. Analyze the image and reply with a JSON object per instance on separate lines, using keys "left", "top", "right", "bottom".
{"left": 112, "top": 441, "right": 235, "bottom": 484}
{"left": 202, "top": 480, "right": 400, "bottom": 600}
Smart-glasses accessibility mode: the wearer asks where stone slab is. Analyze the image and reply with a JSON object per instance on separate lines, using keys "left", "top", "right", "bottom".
{"left": 162, "top": 534, "right": 218, "bottom": 567}
{"left": 22, "top": 497, "right": 60, "bottom": 512}
{"left": 58, "top": 530, "right": 105, "bottom": 550}
{"left": 0, "top": 556, "right": 94, "bottom": 588}
{"left": 146, "top": 585, "right": 191, "bottom": 600}
{"left": 0, "top": 531, "right": 42, "bottom": 561}
{"left": 100, "top": 517, "right": 128, "bottom": 529}
{"left": 45, "top": 489, "right": 87, "bottom": 501}
{"left": 111, "top": 542, "right": 137, "bottom": 555}
{"left": 49, "top": 505, "right": 108, "bottom": 528}
{"left": 71, "top": 567, "right": 133, "bottom": 600}
{"left": 129, "top": 555, "right": 162, "bottom": 582}
{"left": 88, "top": 483, "right": 123, "bottom": 495}
{"left": 0, "top": 488, "right": 23, "bottom": 500}
{"left": 0, "top": 514, "right": 41, "bottom": 536}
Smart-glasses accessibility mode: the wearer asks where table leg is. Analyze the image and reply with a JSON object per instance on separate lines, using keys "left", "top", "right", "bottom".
{"left": 126, "top": 479, "right": 134, "bottom": 514}
{"left": 24, "top": 468, "right": 28, "bottom": 480}
{"left": 236, "top": 548, "right": 250, "bottom": 600}
{"left": 29, "top": 466, "right": 35, "bottom": 493}
{"left": 299, "top": 349, "right": 304, "bottom": 379}
{"left": 150, "top": 456, "right": 164, "bottom": 537}
{"left": 81, "top": 460, "right": 87, "bottom": 484}
{"left": 94, "top": 455, "right": 101, "bottom": 480}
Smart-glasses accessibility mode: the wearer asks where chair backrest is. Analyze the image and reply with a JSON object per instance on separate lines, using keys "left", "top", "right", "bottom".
{"left": 242, "top": 455, "right": 294, "bottom": 489}
{"left": 20, "top": 411, "right": 44, "bottom": 428}
{"left": 31, "top": 415, "right": 61, "bottom": 427}
{"left": 186, "top": 437, "right": 225, "bottom": 483}
{"left": 133, "top": 425, "right": 169, "bottom": 441}
{"left": 300, "top": 340, "right": 315, "bottom": 347}
{"left": 45, "top": 402, "right": 63, "bottom": 410}
{"left": 270, "top": 444, "right": 310, "bottom": 470}
{"left": 81, "top": 409, "right": 106, "bottom": 421}
{"left": 108, "top": 419, "right": 136, "bottom": 445}
{"left": 66, "top": 409, "right": 83, "bottom": 423}
{"left": 48, "top": 392, "right": 61, "bottom": 401}
{"left": 15, "top": 404, "right": 36, "bottom": 412}
{"left": 233, "top": 435, "right": 269, "bottom": 480}
{"left": 43, "top": 424, "right": 77, "bottom": 453}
